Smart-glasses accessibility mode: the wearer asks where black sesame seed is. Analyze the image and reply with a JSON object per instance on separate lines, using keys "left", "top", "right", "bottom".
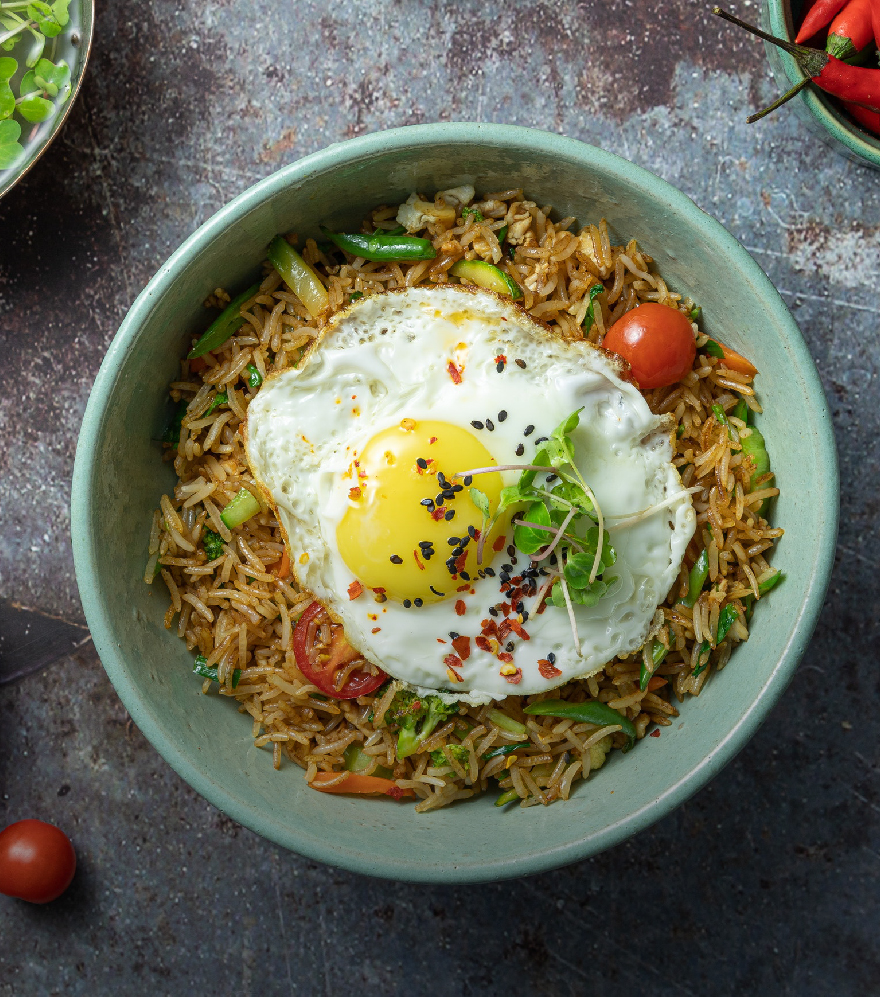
{"left": 478, "top": 570, "right": 486, "bottom": 579}
{"left": 515, "top": 443, "right": 525, "bottom": 457}
{"left": 496, "top": 361, "right": 505, "bottom": 373}
{"left": 515, "top": 358, "right": 527, "bottom": 369}
{"left": 535, "top": 436, "right": 548, "bottom": 445}
{"left": 435, "top": 493, "right": 446, "bottom": 505}
{"left": 390, "top": 554, "right": 403, "bottom": 564}
{"left": 467, "top": 525, "right": 476, "bottom": 538}
{"left": 546, "top": 473, "right": 558, "bottom": 483}
{"left": 420, "top": 498, "right": 434, "bottom": 509}
{"left": 437, "top": 472, "right": 448, "bottom": 487}
{"left": 403, "top": 599, "right": 412, "bottom": 608}
{"left": 548, "top": 652, "right": 556, "bottom": 664}
{"left": 416, "top": 457, "right": 427, "bottom": 469}
{"left": 446, "top": 558, "right": 457, "bottom": 571}
{"left": 501, "top": 564, "right": 512, "bottom": 573}
{"left": 484, "top": 567, "right": 496, "bottom": 577}
{"left": 452, "top": 546, "right": 465, "bottom": 558}
{"left": 499, "top": 571, "right": 510, "bottom": 583}
{"left": 507, "top": 545, "right": 516, "bottom": 558}
{"left": 505, "top": 641, "right": 515, "bottom": 653}
{"left": 445, "top": 509, "right": 455, "bottom": 521}
{"left": 441, "top": 488, "right": 456, "bottom": 500}
{"left": 447, "top": 537, "right": 460, "bottom": 546}
{"left": 485, "top": 418, "right": 495, "bottom": 431}
{"left": 459, "top": 571, "right": 471, "bottom": 581}
{"left": 498, "top": 410, "right": 507, "bottom": 422}
{"left": 515, "top": 601, "right": 524, "bottom": 613}
{"left": 419, "top": 540, "right": 433, "bottom": 549}
{"left": 449, "top": 631, "right": 460, "bottom": 639}
{"left": 463, "top": 475, "right": 473, "bottom": 486}
{"left": 471, "top": 420, "right": 484, "bottom": 430}
{"left": 459, "top": 535, "right": 470, "bottom": 546}
{"left": 489, "top": 607, "right": 499, "bottom": 617}
{"left": 414, "top": 598, "right": 423, "bottom": 608}
{"left": 521, "top": 610, "right": 530, "bottom": 622}
{"left": 452, "top": 483, "right": 463, "bottom": 493}
{"left": 524, "top": 425, "right": 535, "bottom": 436}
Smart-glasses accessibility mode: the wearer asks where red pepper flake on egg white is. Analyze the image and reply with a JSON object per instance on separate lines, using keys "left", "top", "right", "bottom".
{"left": 454, "top": 599, "right": 466, "bottom": 616}
{"left": 538, "top": 659, "right": 562, "bottom": 679}
{"left": 446, "top": 360, "right": 463, "bottom": 384}
{"left": 347, "top": 580, "right": 364, "bottom": 600}
{"left": 451, "top": 635, "right": 471, "bottom": 661}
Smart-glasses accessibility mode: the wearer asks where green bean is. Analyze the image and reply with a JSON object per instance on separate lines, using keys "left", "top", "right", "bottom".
{"left": 497, "top": 223, "right": 509, "bottom": 243}
{"left": 320, "top": 226, "right": 436, "bottom": 262}
{"left": 681, "top": 549, "right": 709, "bottom": 608}
{"left": 716, "top": 603, "right": 739, "bottom": 645}
{"left": 188, "top": 283, "right": 261, "bottom": 358}
{"left": 495, "top": 789, "right": 520, "bottom": 808}
{"left": 523, "top": 700, "right": 636, "bottom": 750}
{"left": 740, "top": 426, "right": 771, "bottom": 514}
{"left": 639, "top": 639, "right": 669, "bottom": 692}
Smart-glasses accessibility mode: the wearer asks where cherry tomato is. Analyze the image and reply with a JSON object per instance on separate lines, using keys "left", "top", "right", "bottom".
{"left": 0, "top": 820, "right": 76, "bottom": 904}
{"left": 293, "top": 601, "right": 387, "bottom": 699}
{"left": 602, "top": 302, "right": 696, "bottom": 389}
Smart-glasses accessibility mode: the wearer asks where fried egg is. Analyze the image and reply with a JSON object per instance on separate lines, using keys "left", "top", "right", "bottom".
{"left": 245, "top": 286, "right": 695, "bottom": 704}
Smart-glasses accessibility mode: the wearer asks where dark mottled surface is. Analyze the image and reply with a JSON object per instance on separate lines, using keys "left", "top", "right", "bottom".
{"left": 1, "top": 0, "right": 879, "bottom": 994}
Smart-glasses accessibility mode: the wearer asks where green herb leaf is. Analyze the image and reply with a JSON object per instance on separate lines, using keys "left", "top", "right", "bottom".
{"left": 245, "top": 362, "right": 263, "bottom": 388}
{"left": 0, "top": 116, "right": 21, "bottom": 166}
{"left": 469, "top": 487, "right": 490, "bottom": 516}
{"left": 0, "top": 56, "right": 15, "bottom": 81}
{"left": 205, "top": 391, "right": 227, "bottom": 416}
{"left": 32, "top": 56, "right": 68, "bottom": 99}
{"left": 513, "top": 500, "right": 551, "bottom": 555}
{"left": 519, "top": 448, "right": 550, "bottom": 489}
{"left": 704, "top": 339, "right": 724, "bottom": 359}
{"left": 17, "top": 91, "right": 52, "bottom": 121}
{"left": 715, "top": 603, "right": 739, "bottom": 645}
{"left": 0, "top": 78, "right": 12, "bottom": 118}
{"left": 582, "top": 283, "right": 604, "bottom": 330}
{"left": 27, "top": 1, "right": 64, "bottom": 37}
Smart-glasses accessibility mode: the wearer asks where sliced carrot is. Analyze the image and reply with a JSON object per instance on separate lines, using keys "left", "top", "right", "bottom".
{"left": 272, "top": 548, "right": 290, "bottom": 579}
{"left": 189, "top": 356, "right": 207, "bottom": 372}
{"left": 716, "top": 341, "right": 757, "bottom": 377}
{"left": 646, "top": 676, "right": 668, "bottom": 692}
{"left": 309, "top": 772, "right": 414, "bottom": 799}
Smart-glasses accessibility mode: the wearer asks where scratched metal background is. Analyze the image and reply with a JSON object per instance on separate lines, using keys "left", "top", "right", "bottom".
{"left": 1, "top": 1, "right": 878, "bottom": 993}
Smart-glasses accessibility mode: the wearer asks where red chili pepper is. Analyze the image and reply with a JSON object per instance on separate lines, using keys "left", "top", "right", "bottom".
{"left": 715, "top": 8, "right": 880, "bottom": 119}
{"left": 825, "top": 0, "right": 876, "bottom": 61}
{"left": 795, "top": 0, "right": 849, "bottom": 42}
{"left": 845, "top": 99, "right": 880, "bottom": 135}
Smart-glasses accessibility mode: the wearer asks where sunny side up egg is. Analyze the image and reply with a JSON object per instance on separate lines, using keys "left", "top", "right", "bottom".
{"left": 244, "top": 286, "right": 696, "bottom": 705}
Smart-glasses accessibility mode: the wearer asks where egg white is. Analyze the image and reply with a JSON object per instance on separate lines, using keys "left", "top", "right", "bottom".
{"left": 245, "top": 286, "right": 695, "bottom": 704}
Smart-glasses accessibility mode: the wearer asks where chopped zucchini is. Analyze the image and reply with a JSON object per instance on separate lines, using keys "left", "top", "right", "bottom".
{"left": 267, "top": 236, "right": 329, "bottom": 318}
{"left": 449, "top": 260, "right": 523, "bottom": 300}
{"left": 220, "top": 488, "right": 260, "bottom": 528}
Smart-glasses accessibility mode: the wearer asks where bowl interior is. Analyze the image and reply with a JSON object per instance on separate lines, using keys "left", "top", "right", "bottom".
{"left": 763, "top": 0, "right": 880, "bottom": 170}
{"left": 73, "top": 125, "right": 837, "bottom": 882}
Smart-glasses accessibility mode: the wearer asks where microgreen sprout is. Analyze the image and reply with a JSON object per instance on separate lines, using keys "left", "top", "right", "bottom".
{"left": 456, "top": 408, "right": 620, "bottom": 651}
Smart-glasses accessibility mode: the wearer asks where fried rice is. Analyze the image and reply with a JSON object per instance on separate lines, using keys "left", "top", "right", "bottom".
{"left": 147, "top": 188, "right": 783, "bottom": 812}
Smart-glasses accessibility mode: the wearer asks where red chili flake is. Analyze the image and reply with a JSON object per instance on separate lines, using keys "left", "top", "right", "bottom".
{"left": 649, "top": 729, "right": 661, "bottom": 738}
{"left": 413, "top": 549, "right": 426, "bottom": 572}
{"left": 431, "top": 506, "right": 446, "bottom": 521}
{"left": 348, "top": 486, "right": 362, "bottom": 500}
{"left": 497, "top": 652, "right": 514, "bottom": 664}
{"left": 503, "top": 668, "right": 522, "bottom": 685}
{"left": 452, "top": 635, "right": 471, "bottom": 661}
{"left": 454, "top": 551, "right": 468, "bottom": 574}
{"left": 447, "top": 360, "right": 463, "bottom": 384}
{"left": 385, "top": 785, "right": 406, "bottom": 800}
{"left": 444, "top": 653, "right": 463, "bottom": 669}
{"left": 481, "top": 619, "right": 498, "bottom": 638}
{"left": 347, "top": 580, "right": 364, "bottom": 600}
{"left": 538, "top": 659, "right": 562, "bottom": 679}
{"left": 372, "top": 627, "right": 382, "bottom": 634}
{"left": 436, "top": 638, "right": 447, "bottom": 644}
{"left": 508, "top": 620, "right": 530, "bottom": 641}
{"left": 429, "top": 437, "right": 438, "bottom": 444}
{"left": 454, "top": 600, "right": 466, "bottom": 616}
{"left": 456, "top": 583, "right": 470, "bottom": 591}
{"left": 497, "top": 620, "right": 513, "bottom": 641}
{"left": 493, "top": 535, "right": 506, "bottom": 552}
{"left": 475, "top": 635, "right": 493, "bottom": 652}
{"left": 494, "top": 354, "right": 507, "bottom": 367}
{"left": 372, "top": 587, "right": 385, "bottom": 594}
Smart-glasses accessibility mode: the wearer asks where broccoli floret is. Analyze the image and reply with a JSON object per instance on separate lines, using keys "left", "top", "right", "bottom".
{"left": 202, "top": 529, "right": 225, "bottom": 560}
{"left": 386, "top": 689, "right": 460, "bottom": 759}
{"left": 429, "top": 744, "right": 469, "bottom": 769}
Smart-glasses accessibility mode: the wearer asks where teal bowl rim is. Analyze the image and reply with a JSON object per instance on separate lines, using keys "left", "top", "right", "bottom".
{"left": 0, "top": 0, "right": 96, "bottom": 201}
{"left": 763, "top": 0, "right": 880, "bottom": 168}
{"left": 71, "top": 122, "right": 839, "bottom": 882}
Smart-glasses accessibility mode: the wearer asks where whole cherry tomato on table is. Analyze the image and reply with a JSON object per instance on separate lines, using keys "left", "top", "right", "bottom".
{"left": 602, "top": 302, "right": 696, "bottom": 389}
{"left": 0, "top": 819, "right": 76, "bottom": 903}
{"left": 293, "top": 601, "right": 387, "bottom": 699}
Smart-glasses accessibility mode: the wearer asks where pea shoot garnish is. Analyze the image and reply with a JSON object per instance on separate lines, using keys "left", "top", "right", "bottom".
{"left": 456, "top": 409, "right": 618, "bottom": 650}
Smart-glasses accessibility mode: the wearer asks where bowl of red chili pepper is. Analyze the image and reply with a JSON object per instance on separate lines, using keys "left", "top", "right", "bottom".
{"left": 753, "top": 1, "right": 880, "bottom": 169}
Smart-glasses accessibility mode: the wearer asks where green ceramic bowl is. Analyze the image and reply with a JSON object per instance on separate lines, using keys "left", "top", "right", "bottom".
{"left": 0, "top": 0, "right": 94, "bottom": 200}
{"left": 762, "top": 0, "right": 880, "bottom": 170}
{"left": 72, "top": 123, "right": 838, "bottom": 883}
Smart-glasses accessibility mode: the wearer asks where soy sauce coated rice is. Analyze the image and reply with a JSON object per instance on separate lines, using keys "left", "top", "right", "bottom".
{"left": 148, "top": 188, "right": 783, "bottom": 812}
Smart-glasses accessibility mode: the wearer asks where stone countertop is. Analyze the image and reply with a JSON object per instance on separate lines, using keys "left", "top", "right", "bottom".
{"left": 1, "top": 1, "right": 878, "bottom": 994}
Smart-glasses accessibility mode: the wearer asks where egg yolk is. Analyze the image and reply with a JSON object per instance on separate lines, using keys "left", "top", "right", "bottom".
{"left": 336, "top": 420, "right": 506, "bottom": 604}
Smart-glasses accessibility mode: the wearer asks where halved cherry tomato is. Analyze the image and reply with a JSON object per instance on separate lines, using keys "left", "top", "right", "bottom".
{"left": 309, "top": 772, "right": 413, "bottom": 799}
{"left": 293, "top": 601, "right": 387, "bottom": 699}
{"left": 603, "top": 302, "right": 696, "bottom": 389}
{"left": 0, "top": 820, "right": 76, "bottom": 904}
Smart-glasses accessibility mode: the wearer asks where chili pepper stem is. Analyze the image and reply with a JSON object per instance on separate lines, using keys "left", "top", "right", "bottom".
{"left": 747, "top": 78, "right": 812, "bottom": 123}
{"left": 712, "top": 7, "right": 829, "bottom": 76}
